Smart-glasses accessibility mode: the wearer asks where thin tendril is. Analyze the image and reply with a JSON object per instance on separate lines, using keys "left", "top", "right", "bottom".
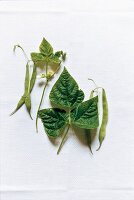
{"left": 13, "top": 44, "right": 29, "bottom": 61}
{"left": 88, "top": 78, "right": 98, "bottom": 88}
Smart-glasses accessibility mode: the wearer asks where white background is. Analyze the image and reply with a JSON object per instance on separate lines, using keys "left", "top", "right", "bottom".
{"left": 0, "top": 1, "right": 134, "bottom": 199}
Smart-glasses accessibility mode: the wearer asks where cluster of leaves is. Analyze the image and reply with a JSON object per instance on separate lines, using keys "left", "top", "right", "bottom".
{"left": 31, "top": 38, "right": 66, "bottom": 70}
{"left": 11, "top": 38, "right": 108, "bottom": 154}
{"left": 38, "top": 67, "right": 108, "bottom": 154}
{"left": 11, "top": 38, "right": 66, "bottom": 130}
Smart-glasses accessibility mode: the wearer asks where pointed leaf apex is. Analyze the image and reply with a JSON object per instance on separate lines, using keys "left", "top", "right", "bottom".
{"left": 49, "top": 68, "right": 84, "bottom": 109}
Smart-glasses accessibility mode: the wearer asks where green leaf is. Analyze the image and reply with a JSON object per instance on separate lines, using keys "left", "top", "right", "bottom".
{"left": 38, "top": 108, "right": 68, "bottom": 138}
{"left": 55, "top": 51, "right": 62, "bottom": 57}
{"left": 62, "top": 52, "right": 66, "bottom": 61}
{"left": 39, "top": 38, "right": 53, "bottom": 56}
{"left": 54, "top": 51, "right": 66, "bottom": 61}
{"left": 31, "top": 52, "right": 45, "bottom": 62}
{"left": 31, "top": 52, "right": 46, "bottom": 68}
{"left": 71, "top": 96, "right": 99, "bottom": 129}
{"left": 49, "top": 54, "right": 61, "bottom": 64}
{"left": 49, "top": 67, "right": 84, "bottom": 109}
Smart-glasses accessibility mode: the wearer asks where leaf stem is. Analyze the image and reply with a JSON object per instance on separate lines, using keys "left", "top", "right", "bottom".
{"left": 36, "top": 63, "right": 61, "bottom": 132}
{"left": 51, "top": 65, "right": 60, "bottom": 78}
{"left": 57, "top": 124, "right": 70, "bottom": 155}
{"left": 36, "top": 79, "right": 48, "bottom": 132}
{"left": 36, "top": 62, "right": 49, "bottom": 132}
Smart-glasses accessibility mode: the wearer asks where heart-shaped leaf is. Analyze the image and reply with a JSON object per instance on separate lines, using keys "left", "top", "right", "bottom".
{"left": 31, "top": 39, "right": 66, "bottom": 68}
{"left": 49, "top": 54, "right": 61, "bottom": 64}
{"left": 49, "top": 67, "right": 84, "bottom": 109}
{"left": 39, "top": 68, "right": 100, "bottom": 154}
{"left": 71, "top": 96, "right": 99, "bottom": 129}
{"left": 30, "top": 52, "right": 46, "bottom": 68}
{"left": 38, "top": 108, "right": 68, "bottom": 137}
{"left": 39, "top": 38, "right": 53, "bottom": 56}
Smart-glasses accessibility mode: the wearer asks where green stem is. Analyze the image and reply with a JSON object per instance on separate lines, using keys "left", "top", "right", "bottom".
{"left": 57, "top": 125, "right": 70, "bottom": 155}
{"left": 51, "top": 65, "right": 60, "bottom": 78}
{"left": 36, "top": 79, "right": 48, "bottom": 132}
{"left": 46, "top": 61, "right": 48, "bottom": 76}
{"left": 36, "top": 62, "right": 49, "bottom": 133}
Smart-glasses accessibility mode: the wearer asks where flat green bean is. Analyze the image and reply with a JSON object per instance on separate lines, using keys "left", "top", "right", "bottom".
{"left": 25, "top": 93, "right": 32, "bottom": 119}
{"left": 10, "top": 63, "right": 35, "bottom": 118}
{"left": 10, "top": 95, "right": 25, "bottom": 116}
{"left": 97, "top": 88, "right": 108, "bottom": 150}
{"left": 25, "top": 63, "right": 30, "bottom": 93}
{"left": 30, "top": 64, "right": 37, "bottom": 92}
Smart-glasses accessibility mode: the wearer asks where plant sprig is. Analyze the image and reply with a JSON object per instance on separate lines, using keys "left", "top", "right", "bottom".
{"left": 30, "top": 38, "right": 66, "bottom": 132}
{"left": 38, "top": 68, "right": 99, "bottom": 154}
{"left": 10, "top": 38, "right": 66, "bottom": 125}
{"left": 85, "top": 80, "right": 109, "bottom": 153}
{"left": 11, "top": 37, "right": 108, "bottom": 154}
{"left": 10, "top": 45, "right": 36, "bottom": 118}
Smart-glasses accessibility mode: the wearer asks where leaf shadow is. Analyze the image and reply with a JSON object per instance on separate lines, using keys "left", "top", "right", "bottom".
{"left": 49, "top": 63, "right": 59, "bottom": 72}
{"left": 37, "top": 62, "right": 59, "bottom": 73}
{"left": 38, "top": 81, "right": 46, "bottom": 87}
{"left": 72, "top": 126, "right": 87, "bottom": 146}
{"left": 48, "top": 137, "right": 60, "bottom": 147}
{"left": 47, "top": 126, "right": 70, "bottom": 148}
{"left": 72, "top": 126, "right": 98, "bottom": 150}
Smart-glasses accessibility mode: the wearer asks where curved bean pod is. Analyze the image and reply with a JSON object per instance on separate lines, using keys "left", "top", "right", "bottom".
{"left": 97, "top": 88, "right": 108, "bottom": 150}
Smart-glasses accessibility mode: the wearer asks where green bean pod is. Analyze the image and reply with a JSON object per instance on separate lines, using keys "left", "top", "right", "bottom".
{"left": 25, "top": 93, "right": 32, "bottom": 119}
{"left": 30, "top": 64, "right": 37, "bottom": 92}
{"left": 24, "top": 63, "right": 33, "bottom": 119}
{"left": 97, "top": 88, "right": 108, "bottom": 150}
{"left": 10, "top": 63, "right": 36, "bottom": 117}
{"left": 24, "top": 63, "right": 30, "bottom": 93}
{"left": 10, "top": 95, "right": 26, "bottom": 116}
{"left": 10, "top": 63, "right": 29, "bottom": 116}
